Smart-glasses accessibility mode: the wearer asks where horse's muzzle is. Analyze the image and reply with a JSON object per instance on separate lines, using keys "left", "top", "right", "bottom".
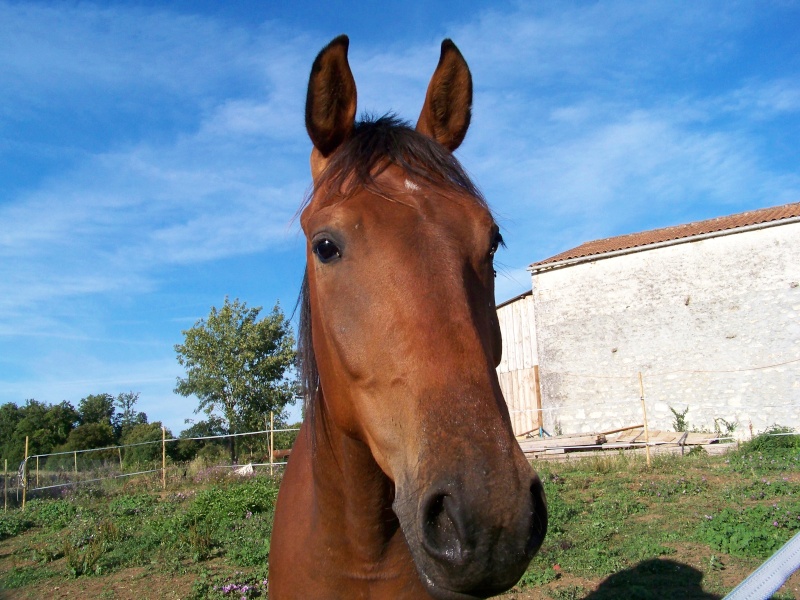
{"left": 398, "top": 473, "right": 547, "bottom": 599}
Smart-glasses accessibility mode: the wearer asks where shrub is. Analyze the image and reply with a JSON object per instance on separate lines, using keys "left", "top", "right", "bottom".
{"left": 186, "top": 477, "right": 279, "bottom": 525}
{"left": 669, "top": 406, "right": 689, "bottom": 432}
{"left": 740, "top": 425, "right": 800, "bottom": 453}
{"left": 0, "top": 510, "right": 35, "bottom": 540}
{"left": 697, "top": 501, "right": 800, "bottom": 558}
{"left": 724, "top": 426, "right": 800, "bottom": 475}
{"left": 27, "top": 498, "right": 77, "bottom": 530}
{"left": 109, "top": 493, "right": 157, "bottom": 517}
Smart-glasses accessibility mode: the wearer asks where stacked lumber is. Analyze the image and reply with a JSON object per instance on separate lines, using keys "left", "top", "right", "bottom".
{"left": 518, "top": 433, "right": 607, "bottom": 456}
{"left": 604, "top": 429, "right": 722, "bottom": 450}
{"left": 517, "top": 428, "right": 731, "bottom": 460}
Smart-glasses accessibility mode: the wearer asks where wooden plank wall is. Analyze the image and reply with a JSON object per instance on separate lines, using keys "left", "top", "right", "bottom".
{"left": 496, "top": 294, "right": 538, "bottom": 435}
{"left": 497, "top": 368, "right": 537, "bottom": 435}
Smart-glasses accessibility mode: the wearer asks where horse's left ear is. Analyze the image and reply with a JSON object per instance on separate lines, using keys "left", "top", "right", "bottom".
{"left": 416, "top": 39, "right": 473, "bottom": 152}
{"left": 306, "top": 35, "right": 357, "bottom": 179}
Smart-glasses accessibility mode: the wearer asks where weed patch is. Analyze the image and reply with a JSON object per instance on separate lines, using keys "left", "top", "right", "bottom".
{"left": 697, "top": 501, "right": 800, "bottom": 558}
{"left": 109, "top": 494, "right": 157, "bottom": 517}
{"left": 637, "top": 476, "right": 708, "bottom": 501}
{"left": 26, "top": 498, "right": 78, "bottom": 530}
{"left": 186, "top": 478, "right": 279, "bottom": 525}
{"left": 188, "top": 566, "right": 270, "bottom": 599}
{"left": 0, "top": 510, "right": 34, "bottom": 540}
{"left": 0, "top": 565, "right": 58, "bottom": 589}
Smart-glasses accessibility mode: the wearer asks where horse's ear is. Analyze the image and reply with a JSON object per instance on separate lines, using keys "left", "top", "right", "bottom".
{"left": 306, "top": 35, "right": 357, "bottom": 177}
{"left": 416, "top": 39, "right": 472, "bottom": 152}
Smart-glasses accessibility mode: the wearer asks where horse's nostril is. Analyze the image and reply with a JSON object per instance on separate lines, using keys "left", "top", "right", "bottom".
{"left": 421, "top": 493, "right": 470, "bottom": 566}
{"left": 526, "top": 478, "right": 548, "bottom": 556}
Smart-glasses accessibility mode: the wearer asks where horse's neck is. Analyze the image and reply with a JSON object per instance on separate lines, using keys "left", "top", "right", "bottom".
{"left": 271, "top": 393, "right": 434, "bottom": 597}
{"left": 311, "top": 396, "right": 402, "bottom": 562}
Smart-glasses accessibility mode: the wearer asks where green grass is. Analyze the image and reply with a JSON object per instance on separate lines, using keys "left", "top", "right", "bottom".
{"left": 1, "top": 430, "right": 799, "bottom": 599}
{"left": 0, "top": 473, "right": 281, "bottom": 592}
{"left": 513, "top": 434, "right": 800, "bottom": 596}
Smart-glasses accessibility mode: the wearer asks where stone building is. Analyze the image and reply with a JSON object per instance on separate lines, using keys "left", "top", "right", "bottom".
{"left": 497, "top": 202, "right": 800, "bottom": 438}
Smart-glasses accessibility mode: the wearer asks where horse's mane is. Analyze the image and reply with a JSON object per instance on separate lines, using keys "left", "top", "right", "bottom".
{"left": 297, "top": 114, "right": 487, "bottom": 425}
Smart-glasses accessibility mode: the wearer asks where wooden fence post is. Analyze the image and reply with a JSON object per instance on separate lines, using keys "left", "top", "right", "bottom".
{"left": 533, "top": 365, "right": 543, "bottom": 436}
{"left": 639, "top": 372, "right": 652, "bottom": 468}
{"left": 22, "top": 436, "right": 28, "bottom": 510}
{"left": 4, "top": 459, "right": 7, "bottom": 513}
{"left": 36, "top": 456, "right": 39, "bottom": 489}
{"left": 161, "top": 426, "right": 166, "bottom": 490}
{"left": 270, "top": 412, "right": 275, "bottom": 476}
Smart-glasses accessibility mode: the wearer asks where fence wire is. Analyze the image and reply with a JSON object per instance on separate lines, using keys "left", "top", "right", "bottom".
{"left": 3, "top": 426, "right": 300, "bottom": 508}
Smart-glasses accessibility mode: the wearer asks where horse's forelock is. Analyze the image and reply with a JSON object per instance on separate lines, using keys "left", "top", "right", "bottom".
{"left": 301, "top": 114, "right": 487, "bottom": 212}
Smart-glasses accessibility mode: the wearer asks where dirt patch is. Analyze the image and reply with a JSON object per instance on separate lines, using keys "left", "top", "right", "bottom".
{"left": 2, "top": 568, "right": 194, "bottom": 599}
{"left": 3, "top": 550, "right": 800, "bottom": 599}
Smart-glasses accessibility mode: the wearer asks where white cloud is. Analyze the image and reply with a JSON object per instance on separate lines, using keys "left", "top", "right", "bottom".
{"left": 0, "top": 4, "right": 318, "bottom": 337}
{"left": 2, "top": 0, "right": 800, "bottom": 427}
{"left": 726, "top": 79, "right": 800, "bottom": 118}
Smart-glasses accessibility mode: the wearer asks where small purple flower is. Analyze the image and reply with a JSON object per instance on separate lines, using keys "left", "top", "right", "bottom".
{"left": 773, "top": 521, "right": 779, "bottom": 527}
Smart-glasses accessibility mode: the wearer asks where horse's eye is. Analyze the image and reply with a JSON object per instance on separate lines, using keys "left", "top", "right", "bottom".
{"left": 313, "top": 238, "right": 341, "bottom": 263}
{"left": 489, "top": 232, "right": 504, "bottom": 258}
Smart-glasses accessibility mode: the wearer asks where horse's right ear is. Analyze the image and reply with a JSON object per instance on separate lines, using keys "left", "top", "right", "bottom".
{"left": 306, "top": 35, "right": 357, "bottom": 178}
{"left": 416, "top": 39, "right": 472, "bottom": 152}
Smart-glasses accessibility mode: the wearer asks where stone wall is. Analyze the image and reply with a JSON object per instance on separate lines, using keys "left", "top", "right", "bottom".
{"left": 529, "top": 222, "right": 800, "bottom": 438}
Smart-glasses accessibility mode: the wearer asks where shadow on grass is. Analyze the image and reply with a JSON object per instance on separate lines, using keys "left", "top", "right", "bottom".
{"left": 583, "top": 559, "right": 722, "bottom": 600}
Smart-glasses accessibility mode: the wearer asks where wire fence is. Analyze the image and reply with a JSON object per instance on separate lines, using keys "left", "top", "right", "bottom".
{"left": 2, "top": 425, "right": 300, "bottom": 511}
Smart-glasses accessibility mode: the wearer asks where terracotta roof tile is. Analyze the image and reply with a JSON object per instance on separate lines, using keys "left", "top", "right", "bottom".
{"left": 531, "top": 202, "right": 800, "bottom": 270}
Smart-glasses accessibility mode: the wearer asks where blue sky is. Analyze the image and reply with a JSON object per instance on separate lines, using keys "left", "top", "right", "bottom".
{"left": 2, "top": 1, "right": 799, "bottom": 434}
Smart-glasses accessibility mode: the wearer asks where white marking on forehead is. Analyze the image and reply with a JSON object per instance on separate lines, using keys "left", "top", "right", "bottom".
{"left": 404, "top": 179, "right": 420, "bottom": 192}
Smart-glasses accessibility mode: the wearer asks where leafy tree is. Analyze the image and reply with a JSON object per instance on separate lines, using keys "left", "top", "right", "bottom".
{"left": 174, "top": 297, "right": 297, "bottom": 463}
{"left": 62, "top": 422, "right": 115, "bottom": 451}
{"left": 120, "top": 422, "right": 174, "bottom": 466}
{"left": 113, "top": 391, "right": 145, "bottom": 437}
{"left": 174, "top": 416, "right": 227, "bottom": 462}
{"left": 7, "top": 400, "right": 80, "bottom": 463}
{"left": 78, "top": 393, "right": 115, "bottom": 427}
{"left": 0, "top": 402, "right": 23, "bottom": 463}
{"left": 45, "top": 401, "right": 81, "bottom": 444}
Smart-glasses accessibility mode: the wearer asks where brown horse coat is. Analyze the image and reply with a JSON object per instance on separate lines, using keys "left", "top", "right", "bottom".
{"left": 269, "top": 36, "right": 547, "bottom": 600}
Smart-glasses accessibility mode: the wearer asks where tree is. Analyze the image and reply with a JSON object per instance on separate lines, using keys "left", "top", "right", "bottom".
{"left": 174, "top": 297, "right": 297, "bottom": 463}
{"left": 78, "top": 393, "right": 115, "bottom": 427}
{"left": 120, "top": 422, "right": 174, "bottom": 466}
{"left": 174, "top": 416, "right": 227, "bottom": 462}
{"left": 14, "top": 400, "right": 80, "bottom": 460}
{"left": 44, "top": 401, "right": 81, "bottom": 447}
{"left": 0, "top": 400, "right": 80, "bottom": 465}
{"left": 113, "top": 391, "right": 145, "bottom": 437}
{"left": 62, "top": 422, "right": 115, "bottom": 451}
{"left": 0, "top": 402, "right": 23, "bottom": 463}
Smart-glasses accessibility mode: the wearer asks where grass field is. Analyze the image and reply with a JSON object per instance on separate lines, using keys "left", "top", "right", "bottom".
{"left": 1, "top": 430, "right": 799, "bottom": 599}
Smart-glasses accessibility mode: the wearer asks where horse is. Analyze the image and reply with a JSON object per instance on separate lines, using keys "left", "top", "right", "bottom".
{"left": 269, "top": 35, "right": 547, "bottom": 599}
